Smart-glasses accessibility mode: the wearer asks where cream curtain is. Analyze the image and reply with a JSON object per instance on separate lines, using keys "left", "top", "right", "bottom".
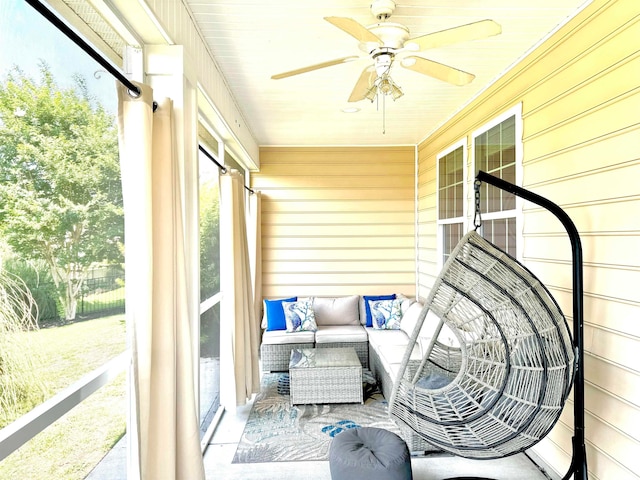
{"left": 117, "top": 83, "right": 205, "bottom": 480}
{"left": 219, "top": 171, "right": 261, "bottom": 409}
{"left": 248, "top": 191, "right": 263, "bottom": 353}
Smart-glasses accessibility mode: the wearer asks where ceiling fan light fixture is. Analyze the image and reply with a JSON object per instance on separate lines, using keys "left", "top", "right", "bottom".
{"left": 379, "top": 79, "right": 392, "bottom": 94}
{"left": 365, "top": 72, "right": 404, "bottom": 103}
{"left": 390, "top": 83, "right": 404, "bottom": 100}
{"left": 364, "top": 85, "right": 377, "bottom": 102}
{"left": 377, "top": 74, "right": 403, "bottom": 100}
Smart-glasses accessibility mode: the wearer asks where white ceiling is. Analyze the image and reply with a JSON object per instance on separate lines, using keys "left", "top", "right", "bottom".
{"left": 184, "top": 0, "right": 589, "bottom": 147}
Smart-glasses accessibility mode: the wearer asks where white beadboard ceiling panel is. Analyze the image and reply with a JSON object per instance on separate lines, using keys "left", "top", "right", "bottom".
{"left": 185, "top": 0, "right": 590, "bottom": 146}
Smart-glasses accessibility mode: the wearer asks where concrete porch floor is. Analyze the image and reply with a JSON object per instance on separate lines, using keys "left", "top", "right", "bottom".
{"left": 203, "top": 397, "right": 554, "bottom": 480}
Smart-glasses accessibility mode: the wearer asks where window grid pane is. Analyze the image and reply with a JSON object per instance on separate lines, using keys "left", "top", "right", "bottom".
{"left": 438, "top": 146, "right": 464, "bottom": 220}
{"left": 475, "top": 116, "right": 516, "bottom": 214}
{"left": 482, "top": 218, "right": 516, "bottom": 258}
{"left": 443, "top": 223, "right": 464, "bottom": 265}
{"left": 474, "top": 114, "right": 518, "bottom": 257}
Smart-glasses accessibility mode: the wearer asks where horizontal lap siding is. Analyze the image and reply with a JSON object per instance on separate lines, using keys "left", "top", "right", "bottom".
{"left": 416, "top": 0, "right": 640, "bottom": 478}
{"left": 257, "top": 147, "right": 416, "bottom": 299}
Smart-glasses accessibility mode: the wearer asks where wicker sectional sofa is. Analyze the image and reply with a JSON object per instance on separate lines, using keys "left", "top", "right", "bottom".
{"left": 259, "top": 293, "right": 446, "bottom": 453}
{"left": 260, "top": 294, "right": 370, "bottom": 371}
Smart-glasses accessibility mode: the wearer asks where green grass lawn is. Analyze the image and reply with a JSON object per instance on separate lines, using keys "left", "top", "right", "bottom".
{"left": 0, "top": 314, "right": 127, "bottom": 480}
{"left": 82, "top": 286, "right": 125, "bottom": 312}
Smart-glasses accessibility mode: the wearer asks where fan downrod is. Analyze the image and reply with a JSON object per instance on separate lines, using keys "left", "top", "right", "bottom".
{"left": 371, "top": 0, "right": 396, "bottom": 21}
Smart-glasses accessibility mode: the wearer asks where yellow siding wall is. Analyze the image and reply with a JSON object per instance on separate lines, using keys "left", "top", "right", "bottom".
{"left": 255, "top": 147, "right": 416, "bottom": 299}
{"left": 417, "top": 1, "right": 640, "bottom": 478}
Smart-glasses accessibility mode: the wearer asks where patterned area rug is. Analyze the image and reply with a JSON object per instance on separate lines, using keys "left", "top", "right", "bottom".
{"left": 232, "top": 371, "right": 401, "bottom": 463}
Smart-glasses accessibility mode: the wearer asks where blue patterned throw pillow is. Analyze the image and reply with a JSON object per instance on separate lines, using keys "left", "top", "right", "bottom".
{"left": 282, "top": 300, "right": 317, "bottom": 333}
{"left": 369, "top": 298, "right": 402, "bottom": 330}
{"left": 363, "top": 294, "right": 396, "bottom": 327}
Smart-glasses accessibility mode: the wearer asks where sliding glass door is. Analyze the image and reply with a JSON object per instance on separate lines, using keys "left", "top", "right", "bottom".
{"left": 198, "top": 144, "right": 221, "bottom": 438}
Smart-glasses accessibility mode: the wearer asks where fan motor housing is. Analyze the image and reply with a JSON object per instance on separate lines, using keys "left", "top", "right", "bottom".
{"left": 359, "top": 22, "right": 409, "bottom": 54}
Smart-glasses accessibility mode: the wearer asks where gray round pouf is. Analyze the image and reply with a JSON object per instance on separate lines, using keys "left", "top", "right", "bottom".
{"left": 329, "top": 427, "right": 412, "bottom": 480}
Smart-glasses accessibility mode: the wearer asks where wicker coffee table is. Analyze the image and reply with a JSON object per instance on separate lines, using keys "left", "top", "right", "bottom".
{"left": 289, "top": 347, "right": 363, "bottom": 405}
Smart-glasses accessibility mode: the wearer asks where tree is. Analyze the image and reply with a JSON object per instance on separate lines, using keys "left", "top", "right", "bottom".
{"left": 199, "top": 179, "right": 220, "bottom": 300}
{"left": 0, "top": 63, "right": 123, "bottom": 321}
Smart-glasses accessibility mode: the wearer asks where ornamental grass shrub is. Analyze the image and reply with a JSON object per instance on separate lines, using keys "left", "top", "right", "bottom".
{"left": 0, "top": 268, "right": 47, "bottom": 428}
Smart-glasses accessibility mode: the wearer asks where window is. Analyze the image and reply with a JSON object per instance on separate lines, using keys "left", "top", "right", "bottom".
{"left": 473, "top": 106, "right": 522, "bottom": 257}
{"left": 198, "top": 141, "right": 221, "bottom": 440}
{"left": 437, "top": 143, "right": 465, "bottom": 266}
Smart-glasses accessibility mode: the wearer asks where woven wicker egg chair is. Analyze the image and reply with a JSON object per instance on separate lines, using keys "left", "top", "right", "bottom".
{"left": 389, "top": 230, "right": 575, "bottom": 461}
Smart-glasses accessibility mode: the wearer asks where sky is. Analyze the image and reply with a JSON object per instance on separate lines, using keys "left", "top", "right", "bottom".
{"left": 0, "top": 0, "right": 118, "bottom": 114}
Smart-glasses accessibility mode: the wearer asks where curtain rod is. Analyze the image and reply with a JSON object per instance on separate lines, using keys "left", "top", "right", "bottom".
{"left": 28, "top": 0, "right": 254, "bottom": 193}
{"left": 25, "top": 0, "right": 157, "bottom": 110}
{"left": 198, "top": 145, "right": 255, "bottom": 195}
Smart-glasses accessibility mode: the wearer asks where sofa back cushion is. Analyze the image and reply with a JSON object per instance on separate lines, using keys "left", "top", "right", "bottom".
{"left": 399, "top": 301, "right": 424, "bottom": 338}
{"left": 313, "top": 295, "right": 360, "bottom": 326}
{"left": 399, "top": 295, "right": 416, "bottom": 316}
{"left": 400, "top": 302, "right": 459, "bottom": 347}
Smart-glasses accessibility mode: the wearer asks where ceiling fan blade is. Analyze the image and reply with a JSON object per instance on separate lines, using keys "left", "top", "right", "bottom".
{"left": 348, "top": 66, "right": 376, "bottom": 102}
{"left": 401, "top": 56, "right": 475, "bottom": 86}
{"left": 324, "top": 16, "right": 382, "bottom": 44}
{"left": 271, "top": 56, "right": 359, "bottom": 79}
{"left": 406, "top": 19, "right": 501, "bottom": 51}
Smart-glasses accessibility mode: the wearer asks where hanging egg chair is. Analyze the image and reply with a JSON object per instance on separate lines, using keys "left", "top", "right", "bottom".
{"left": 389, "top": 229, "right": 575, "bottom": 459}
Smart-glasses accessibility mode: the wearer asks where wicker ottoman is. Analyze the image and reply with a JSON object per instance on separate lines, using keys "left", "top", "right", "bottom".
{"left": 329, "top": 427, "right": 412, "bottom": 480}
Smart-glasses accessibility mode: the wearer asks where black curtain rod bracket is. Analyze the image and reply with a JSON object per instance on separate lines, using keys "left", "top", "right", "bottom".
{"left": 25, "top": 0, "right": 159, "bottom": 111}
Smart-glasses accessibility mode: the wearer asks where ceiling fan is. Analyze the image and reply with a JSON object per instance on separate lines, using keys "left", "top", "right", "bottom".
{"left": 271, "top": 0, "right": 501, "bottom": 103}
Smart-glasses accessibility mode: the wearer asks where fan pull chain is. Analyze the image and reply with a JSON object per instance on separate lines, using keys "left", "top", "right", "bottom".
{"left": 382, "top": 92, "right": 386, "bottom": 134}
{"left": 473, "top": 179, "right": 483, "bottom": 230}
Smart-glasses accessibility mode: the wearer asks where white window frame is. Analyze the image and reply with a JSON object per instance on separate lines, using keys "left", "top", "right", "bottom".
{"left": 436, "top": 139, "right": 467, "bottom": 269}
{"left": 471, "top": 103, "right": 524, "bottom": 260}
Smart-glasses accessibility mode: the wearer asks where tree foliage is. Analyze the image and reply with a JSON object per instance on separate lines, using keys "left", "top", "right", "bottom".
{"left": 199, "top": 179, "right": 220, "bottom": 300}
{"left": 0, "top": 62, "right": 123, "bottom": 320}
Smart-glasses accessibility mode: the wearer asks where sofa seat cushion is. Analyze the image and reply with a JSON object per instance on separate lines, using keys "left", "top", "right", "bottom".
{"left": 315, "top": 325, "right": 368, "bottom": 343}
{"left": 366, "top": 328, "right": 411, "bottom": 351}
{"left": 261, "top": 329, "right": 315, "bottom": 345}
{"left": 377, "top": 344, "right": 423, "bottom": 367}
{"left": 386, "top": 362, "right": 404, "bottom": 382}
